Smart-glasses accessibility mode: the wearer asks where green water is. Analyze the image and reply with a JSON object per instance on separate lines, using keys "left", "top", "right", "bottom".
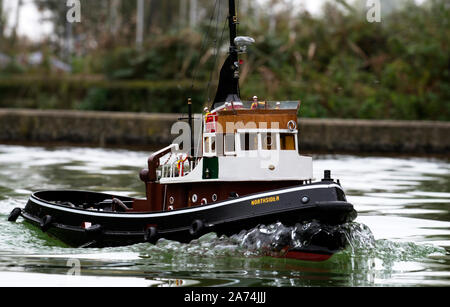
{"left": 0, "top": 145, "right": 448, "bottom": 287}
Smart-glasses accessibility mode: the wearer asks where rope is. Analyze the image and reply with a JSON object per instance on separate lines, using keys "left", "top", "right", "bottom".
{"left": 161, "top": 152, "right": 173, "bottom": 166}
{"left": 206, "top": 3, "right": 228, "bottom": 104}
{"left": 189, "top": 0, "right": 220, "bottom": 97}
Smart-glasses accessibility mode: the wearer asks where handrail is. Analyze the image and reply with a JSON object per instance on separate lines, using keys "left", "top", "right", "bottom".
{"left": 140, "top": 144, "right": 179, "bottom": 182}
{"left": 160, "top": 158, "right": 199, "bottom": 180}
{"left": 212, "top": 100, "right": 300, "bottom": 112}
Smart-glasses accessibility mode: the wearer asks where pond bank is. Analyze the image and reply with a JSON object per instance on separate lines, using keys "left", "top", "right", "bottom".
{"left": 0, "top": 109, "right": 449, "bottom": 154}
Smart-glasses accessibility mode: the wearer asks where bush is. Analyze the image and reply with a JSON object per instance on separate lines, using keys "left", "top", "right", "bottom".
{"left": 0, "top": 0, "right": 448, "bottom": 120}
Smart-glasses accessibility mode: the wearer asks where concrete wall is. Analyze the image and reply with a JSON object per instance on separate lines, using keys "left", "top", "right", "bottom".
{"left": 299, "top": 118, "right": 450, "bottom": 154}
{"left": 0, "top": 109, "right": 178, "bottom": 149}
{"left": 0, "top": 109, "right": 449, "bottom": 154}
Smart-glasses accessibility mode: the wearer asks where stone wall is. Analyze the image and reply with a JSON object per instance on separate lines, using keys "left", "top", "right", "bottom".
{"left": 0, "top": 109, "right": 449, "bottom": 154}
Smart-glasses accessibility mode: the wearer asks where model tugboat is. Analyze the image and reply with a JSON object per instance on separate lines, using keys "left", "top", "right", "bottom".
{"left": 8, "top": 0, "right": 357, "bottom": 261}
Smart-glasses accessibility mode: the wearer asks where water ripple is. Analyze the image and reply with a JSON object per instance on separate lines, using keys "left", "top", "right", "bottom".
{"left": 0, "top": 146, "right": 449, "bottom": 286}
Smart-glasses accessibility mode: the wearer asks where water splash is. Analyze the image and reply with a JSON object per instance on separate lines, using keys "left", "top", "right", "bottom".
{"left": 227, "top": 221, "right": 349, "bottom": 258}
{"left": 138, "top": 221, "right": 445, "bottom": 263}
{"left": 341, "top": 222, "right": 377, "bottom": 251}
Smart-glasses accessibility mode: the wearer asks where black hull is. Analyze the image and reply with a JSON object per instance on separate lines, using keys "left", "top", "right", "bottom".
{"left": 17, "top": 182, "right": 356, "bottom": 260}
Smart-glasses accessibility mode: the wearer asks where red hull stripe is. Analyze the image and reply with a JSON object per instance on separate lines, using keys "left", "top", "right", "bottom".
{"left": 284, "top": 251, "right": 332, "bottom": 262}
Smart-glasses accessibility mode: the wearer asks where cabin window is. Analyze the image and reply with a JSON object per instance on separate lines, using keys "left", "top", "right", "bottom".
{"left": 280, "top": 133, "right": 296, "bottom": 150}
{"left": 204, "top": 136, "right": 216, "bottom": 155}
{"left": 211, "top": 137, "right": 216, "bottom": 152}
{"left": 224, "top": 134, "right": 235, "bottom": 155}
{"left": 261, "top": 133, "right": 277, "bottom": 150}
{"left": 239, "top": 133, "right": 258, "bottom": 151}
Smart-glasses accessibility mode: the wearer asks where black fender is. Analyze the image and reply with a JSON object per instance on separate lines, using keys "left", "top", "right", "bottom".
{"left": 8, "top": 208, "right": 22, "bottom": 222}
{"left": 144, "top": 226, "right": 158, "bottom": 244}
{"left": 40, "top": 215, "right": 53, "bottom": 232}
{"left": 189, "top": 219, "right": 205, "bottom": 237}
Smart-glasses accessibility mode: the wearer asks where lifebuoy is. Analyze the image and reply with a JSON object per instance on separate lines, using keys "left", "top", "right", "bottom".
{"left": 201, "top": 198, "right": 208, "bottom": 205}
{"left": 144, "top": 226, "right": 158, "bottom": 244}
{"left": 40, "top": 215, "right": 53, "bottom": 232}
{"left": 189, "top": 219, "right": 205, "bottom": 237}
{"left": 8, "top": 208, "right": 22, "bottom": 222}
{"left": 287, "top": 120, "right": 297, "bottom": 131}
{"left": 177, "top": 155, "right": 188, "bottom": 176}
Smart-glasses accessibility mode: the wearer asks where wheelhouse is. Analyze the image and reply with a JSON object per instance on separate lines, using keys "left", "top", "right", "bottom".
{"left": 202, "top": 100, "right": 301, "bottom": 158}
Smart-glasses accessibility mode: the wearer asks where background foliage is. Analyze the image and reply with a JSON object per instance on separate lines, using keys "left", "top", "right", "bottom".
{"left": 0, "top": 0, "right": 448, "bottom": 120}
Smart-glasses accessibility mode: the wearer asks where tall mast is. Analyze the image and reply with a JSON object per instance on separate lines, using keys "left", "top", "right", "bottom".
{"left": 211, "top": 0, "right": 240, "bottom": 109}
{"left": 228, "top": 0, "right": 239, "bottom": 79}
{"left": 188, "top": 98, "right": 194, "bottom": 157}
{"left": 228, "top": 0, "right": 238, "bottom": 53}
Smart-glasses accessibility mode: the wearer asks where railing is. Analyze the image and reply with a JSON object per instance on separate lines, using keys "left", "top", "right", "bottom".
{"left": 159, "top": 158, "right": 200, "bottom": 180}
{"left": 144, "top": 143, "right": 179, "bottom": 182}
{"left": 212, "top": 100, "right": 300, "bottom": 112}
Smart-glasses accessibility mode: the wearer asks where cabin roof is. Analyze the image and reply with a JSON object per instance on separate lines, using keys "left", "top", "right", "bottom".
{"left": 212, "top": 100, "right": 300, "bottom": 113}
{"left": 217, "top": 108, "right": 298, "bottom": 116}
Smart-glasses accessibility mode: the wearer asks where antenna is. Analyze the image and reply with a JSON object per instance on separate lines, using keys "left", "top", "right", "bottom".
{"left": 178, "top": 98, "right": 195, "bottom": 158}
{"left": 188, "top": 98, "right": 194, "bottom": 158}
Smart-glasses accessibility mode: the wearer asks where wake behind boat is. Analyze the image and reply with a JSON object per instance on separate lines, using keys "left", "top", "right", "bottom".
{"left": 8, "top": 0, "right": 357, "bottom": 261}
